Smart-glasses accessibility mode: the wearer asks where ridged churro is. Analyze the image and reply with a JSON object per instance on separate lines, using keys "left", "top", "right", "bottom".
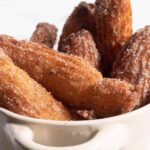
{"left": 112, "top": 26, "right": 150, "bottom": 106}
{"left": 58, "top": 2, "right": 96, "bottom": 50}
{"left": 83, "top": 79, "right": 140, "bottom": 118}
{"left": 95, "top": 0, "right": 132, "bottom": 76}
{"left": 0, "top": 35, "right": 140, "bottom": 118}
{"left": 0, "top": 49, "right": 72, "bottom": 120}
{"left": 31, "top": 22, "right": 57, "bottom": 48}
{"left": 59, "top": 29, "right": 100, "bottom": 69}
{"left": 0, "top": 35, "right": 102, "bottom": 111}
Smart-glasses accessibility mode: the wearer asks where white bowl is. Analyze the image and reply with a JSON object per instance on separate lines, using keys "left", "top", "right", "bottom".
{"left": 1, "top": 103, "right": 150, "bottom": 150}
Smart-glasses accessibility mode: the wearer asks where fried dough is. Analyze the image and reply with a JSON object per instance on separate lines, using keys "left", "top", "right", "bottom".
{"left": 31, "top": 22, "right": 57, "bottom": 48}
{"left": 112, "top": 26, "right": 150, "bottom": 105}
{"left": 83, "top": 79, "right": 140, "bottom": 117}
{"left": 95, "top": 0, "right": 132, "bottom": 76}
{"left": 58, "top": 2, "right": 96, "bottom": 50}
{"left": 0, "top": 35, "right": 140, "bottom": 117}
{"left": 0, "top": 49, "right": 72, "bottom": 120}
{"left": 59, "top": 29, "right": 100, "bottom": 69}
{"left": 0, "top": 35, "right": 102, "bottom": 109}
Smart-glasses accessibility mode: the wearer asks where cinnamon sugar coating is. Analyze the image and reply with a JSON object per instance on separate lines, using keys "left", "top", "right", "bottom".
{"left": 83, "top": 79, "right": 140, "bottom": 118}
{"left": 60, "top": 29, "right": 100, "bottom": 69}
{"left": 0, "top": 35, "right": 102, "bottom": 112}
{"left": 0, "top": 35, "right": 141, "bottom": 118}
{"left": 58, "top": 2, "right": 96, "bottom": 50}
{"left": 112, "top": 26, "right": 150, "bottom": 105}
{"left": 0, "top": 49, "right": 72, "bottom": 120}
{"left": 75, "top": 110, "right": 97, "bottom": 120}
{"left": 95, "top": 0, "right": 132, "bottom": 76}
{"left": 31, "top": 22, "right": 57, "bottom": 48}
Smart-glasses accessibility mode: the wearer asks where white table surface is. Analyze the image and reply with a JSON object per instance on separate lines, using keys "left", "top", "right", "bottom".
{"left": 0, "top": 0, "right": 150, "bottom": 149}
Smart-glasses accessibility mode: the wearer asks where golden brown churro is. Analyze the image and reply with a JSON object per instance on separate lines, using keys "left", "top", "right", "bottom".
{"left": 83, "top": 79, "right": 140, "bottom": 118}
{"left": 0, "top": 35, "right": 102, "bottom": 109}
{"left": 95, "top": 0, "right": 132, "bottom": 76}
{"left": 112, "top": 26, "right": 150, "bottom": 106}
{"left": 31, "top": 22, "right": 57, "bottom": 48}
{"left": 0, "top": 49, "right": 72, "bottom": 120}
{"left": 58, "top": 2, "right": 96, "bottom": 50}
{"left": 0, "top": 35, "right": 140, "bottom": 118}
{"left": 59, "top": 29, "right": 100, "bottom": 69}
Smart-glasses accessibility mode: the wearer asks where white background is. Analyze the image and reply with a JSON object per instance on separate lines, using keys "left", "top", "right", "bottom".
{"left": 0, "top": 0, "right": 149, "bottom": 149}
{"left": 0, "top": 0, "right": 149, "bottom": 40}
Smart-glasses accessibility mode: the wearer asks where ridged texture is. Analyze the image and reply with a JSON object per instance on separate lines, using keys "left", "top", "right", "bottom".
{"left": 112, "top": 26, "right": 150, "bottom": 105}
{"left": 59, "top": 29, "right": 100, "bottom": 69}
{"left": 30, "top": 22, "right": 57, "bottom": 48}
{"left": 95, "top": 0, "right": 132, "bottom": 76}
{"left": 58, "top": 2, "right": 96, "bottom": 50}
{"left": 0, "top": 35, "right": 102, "bottom": 112}
{"left": 83, "top": 79, "right": 140, "bottom": 118}
{"left": 0, "top": 35, "right": 141, "bottom": 118}
{"left": 0, "top": 49, "right": 72, "bottom": 120}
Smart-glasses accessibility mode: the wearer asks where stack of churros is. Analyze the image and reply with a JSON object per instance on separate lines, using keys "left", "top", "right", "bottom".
{"left": 0, "top": 0, "right": 149, "bottom": 120}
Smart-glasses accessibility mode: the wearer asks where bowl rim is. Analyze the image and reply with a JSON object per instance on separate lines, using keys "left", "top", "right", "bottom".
{"left": 0, "top": 104, "right": 150, "bottom": 126}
